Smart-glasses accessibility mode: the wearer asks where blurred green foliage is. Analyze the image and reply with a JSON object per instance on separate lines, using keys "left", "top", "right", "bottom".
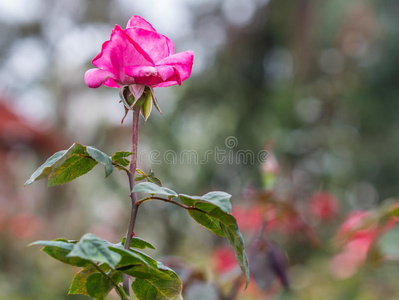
{"left": 1, "top": 0, "right": 399, "bottom": 299}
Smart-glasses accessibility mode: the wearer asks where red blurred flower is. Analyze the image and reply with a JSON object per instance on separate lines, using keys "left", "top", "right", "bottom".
{"left": 330, "top": 210, "right": 398, "bottom": 278}
{"left": 309, "top": 192, "right": 339, "bottom": 221}
{"left": 10, "top": 213, "right": 42, "bottom": 239}
{"left": 212, "top": 246, "right": 237, "bottom": 274}
{"left": 232, "top": 205, "right": 263, "bottom": 233}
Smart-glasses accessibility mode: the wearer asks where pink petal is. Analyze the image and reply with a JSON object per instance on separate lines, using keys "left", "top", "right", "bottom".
{"left": 173, "top": 67, "right": 182, "bottom": 85}
{"left": 92, "top": 25, "right": 154, "bottom": 85}
{"left": 125, "top": 28, "right": 174, "bottom": 63}
{"left": 103, "top": 78, "right": 120, "bottom": 88}
{"left": 156, "top": 65, "right": 176, "bottom": 81}
{"left": 126, "top": 66, "right": 158, "bottom": 78}
{"left": 84, "top": 69, "right": 117, "bottom": 88}
{"left": 125, "top": 66, "right": 175, "bottom": 87}
{"left": 126, "top": 15, "right": 157, "bottom": 32}
{"left": 155, "top": 50, "right": 194, "bottom": 87}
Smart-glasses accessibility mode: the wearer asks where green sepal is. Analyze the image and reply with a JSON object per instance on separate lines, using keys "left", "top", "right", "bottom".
{"left": 141, "top": 88, "right": 152, "bottom": 121}
{"left": 180, "top": 192, "right": 250, "bottom": 287}
{"left": 150, "top": 87, "right": 162, "bottom": 115}
{"left": 133, "top": 182, "right": 177, "bottom": 198}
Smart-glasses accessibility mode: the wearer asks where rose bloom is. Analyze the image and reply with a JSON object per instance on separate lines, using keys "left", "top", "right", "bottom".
{"left": 85, "top": 16, "right": 194, "bottom": 101}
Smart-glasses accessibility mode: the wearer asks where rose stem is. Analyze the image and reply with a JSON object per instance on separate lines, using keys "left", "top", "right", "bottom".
{"left": 122, "top": 107, "right": 140, "bottom": 296}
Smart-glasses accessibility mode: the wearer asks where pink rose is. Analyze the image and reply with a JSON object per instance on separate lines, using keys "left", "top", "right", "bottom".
{"left": 84, "top": 16, "right": 194, "bottom": 101}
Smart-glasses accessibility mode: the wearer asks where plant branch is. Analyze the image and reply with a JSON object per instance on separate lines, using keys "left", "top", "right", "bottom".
{"left": 136, "top": 196, "right": 208, "bottom": 214}
{"left": 91, "top": 263, "right": 129, "bottom": 300}
{"left": 123, "top": 107, "right": 140, "bottom": 296}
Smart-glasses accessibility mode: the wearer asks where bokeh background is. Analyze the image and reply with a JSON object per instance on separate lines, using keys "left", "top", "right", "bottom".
{"left": 1, "top": 0, "right": 399, "bottom": 299}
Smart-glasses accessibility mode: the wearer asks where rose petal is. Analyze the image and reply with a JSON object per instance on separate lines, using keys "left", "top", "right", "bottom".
{"left": 155, "top": 50, "right": 194, "bottom": 87}
{"left": 103, "top": 78, "right": 120, "bottom": 88}
{"left": 126, "top": 66, "right": 158, "bottom": 78}
{"left": 125, "top": 65, "right": 164, "bottom": 86}
{"left": 125, "top": 28, "right": 174, "bottom": 63}
{"left": 156, "top": 65, "right": 176, "bottom": 81}
{"left": 84, "top": 69, "right": 117, "bottom": 88}
{"left": 92, "top": 25, "right": 154, "bottom": 85}
{"left": 175, "top": 67, "right": 182, "bottom": 85}
{"left": 126, "top": 15, "right": 157, "bottom": 32}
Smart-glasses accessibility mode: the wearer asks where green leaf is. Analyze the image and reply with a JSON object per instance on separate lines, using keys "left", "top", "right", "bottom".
{"left": 110, "top": 245, "right": 181, "bottom": 287}
{"left": 67, "top": 234, "right": 121, "bottom": 269}
{"left": 219, "top": 213, "right": 250, "bottom": 287}
{"left": 185, "top": 209, "right": 225, "bottom": 237}
{"left": 180, "top": 193, "right": 250, "bottom": 287}
{"left": 27, "top": 143, "right": 94, "bottom": 187}
{"left": 86, "top": 272, "right": 122, "bottom": 300}
{"left": 178, "top": 192, "right": 233, "bottom": 236}
{"left": 112, "top": 151, "right": 132, "bottom": 168}
{"left": 147, "top": 170, "right": 162, "bottom": 186}
{"left": 135, "top": 169, "right": 162, "bottom": 186}
{"left": 133, "top": 182, "right": 177, "bottom": 198}
{"left": 69, "top": 264, "right": 110, "bottom": 296}
{"left": 110, "top": 246, "right": 168, "bottom": 279}
{"left": 25, "top": 143, "right": 118, "bottom": 187}
{"left": 69, "top": 264, "right": 123, "bottom": 300}
{"left": 48, "top": 153, "right": 97, "bottom": 187}
{"left": 112, "top": 248, "right": 151, "bottom": 278}
{"left": 86, "top": 146, "right": 113, "bottom": 177}
{"left": 135, "top": 169, "right": 148, "bottom": 181}
{"left": 24, "top": 143, "right": 97, "bottom": 187}
{"left": 132, "top": 262, "right": 183, "bottom": 300}
{"left": 24, "top": 150, "right": 67, "bottom": 185}
{"left": 179, "top": 192, "right": 232, "bottom": 214}
{"left": 32, "top": 235, "right": 182, "bottom": 299}
{"left": 30, "top": 239, "right": 89, "bottom": 267}
{"left": 135, "top": 174, "right": 147, "bottom": 181}
{"left": 122, "top": 236, "right": 156, "bottom": 250}
{"left": 131, "top": 237, "right": 156, "bottom": 250}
